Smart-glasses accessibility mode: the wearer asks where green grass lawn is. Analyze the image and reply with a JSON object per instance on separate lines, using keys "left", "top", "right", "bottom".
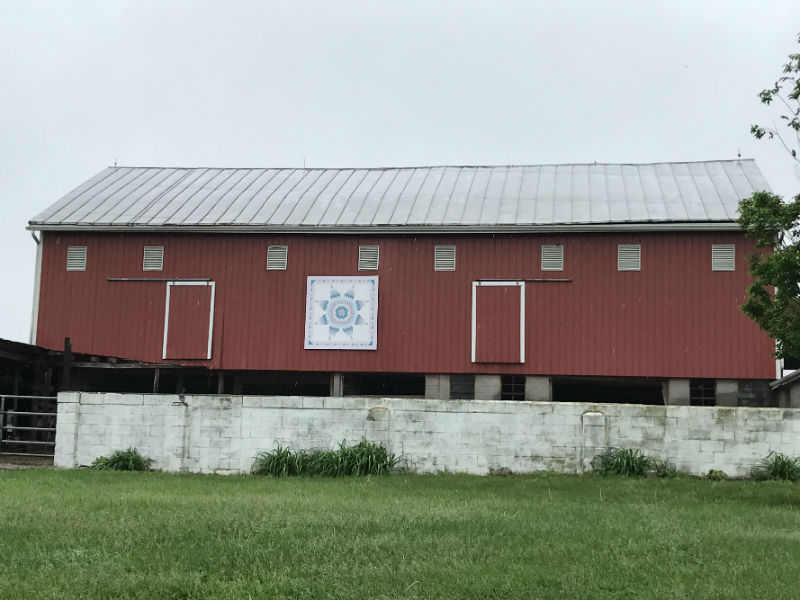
{"left": 1, "top": 470, "right": 799, "bottom": 599}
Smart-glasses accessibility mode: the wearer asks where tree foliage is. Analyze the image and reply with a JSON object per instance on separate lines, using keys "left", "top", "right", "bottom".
{"left": 739, "top": 34, "right": 800, "bottom": 359}
{"left": 739, "top": 192, "right": 800, "bottom": 358}
{"left": 750, "top": 33, "right": 800, "bottom": 162}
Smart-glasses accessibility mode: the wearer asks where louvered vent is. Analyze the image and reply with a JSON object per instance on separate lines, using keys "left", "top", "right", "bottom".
{"left": 358, "top": 245, "right": 379, "bottom": 271}
{"left": 142, "top": 246, "right": 164, "bottom": 271}
{"left": 66, "top": 246, "right": 87, "bottom": 271}
{"left": 266, "top": 245, "right": 288, "bottom": 270}
{"left": 617, "top": 244, "right": 641, "bottom": 271}
{"left": 712, "top": 244, "right": 735, "bottom": 271}
{"left": 541, "top": 245, "right": 564, "bottom": 271}
{"left": 434, "top": 245, "right": 456, "bottom": 271}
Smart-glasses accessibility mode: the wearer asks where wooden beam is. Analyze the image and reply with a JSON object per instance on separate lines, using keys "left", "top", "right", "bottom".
{"left": 73, "top": 362, "right": 165, "bottom": 369}
{"left": 71, "top": 361, "right": 183, "bottom": 369}
{"left": 62, "top": 337, "right": 72, "bottom": 391}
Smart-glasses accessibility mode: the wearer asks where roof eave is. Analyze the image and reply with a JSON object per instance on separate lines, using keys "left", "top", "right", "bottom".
{"left": 26, "top": 222, "right": 742, "bottom": 234}
{"left": 770, "top": 368, "right": 800, "bottom": 390}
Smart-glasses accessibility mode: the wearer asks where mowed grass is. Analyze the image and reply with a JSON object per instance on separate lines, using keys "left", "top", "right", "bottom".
{"left": 1, "top": 471, "right": 799, "bottom": 599}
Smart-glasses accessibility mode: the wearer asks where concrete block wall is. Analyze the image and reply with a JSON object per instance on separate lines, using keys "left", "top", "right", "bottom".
{"left": 55, "top": 392, "right": 800, "bottom": 477}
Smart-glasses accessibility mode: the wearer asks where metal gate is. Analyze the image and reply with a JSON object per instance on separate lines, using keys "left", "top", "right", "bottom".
{"left": 0, "top": 395, "right": 58, "bottom": 457}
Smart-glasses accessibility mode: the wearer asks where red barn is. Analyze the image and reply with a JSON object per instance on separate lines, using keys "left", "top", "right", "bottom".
{"left": 27, "top": 161, "right": 777, "bottom": 405}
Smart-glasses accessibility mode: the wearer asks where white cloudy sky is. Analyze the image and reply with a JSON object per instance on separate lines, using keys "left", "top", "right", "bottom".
{"left": 1, "top": 0, "right": 798, "bottom": 343}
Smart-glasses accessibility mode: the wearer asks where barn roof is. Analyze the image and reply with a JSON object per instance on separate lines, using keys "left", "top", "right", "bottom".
{"left": 29, "top": 160, "right": 770, "bottom": 233}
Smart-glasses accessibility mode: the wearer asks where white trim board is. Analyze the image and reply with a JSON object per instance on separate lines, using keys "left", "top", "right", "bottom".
{"left": 162, "top": 280, "right": 216, "bottom": 360}
{"left": 29, "top": 232, "right": 43, "bottom": 344}
{"left": 471, "top": 280, "right": 525, "bottom": 364}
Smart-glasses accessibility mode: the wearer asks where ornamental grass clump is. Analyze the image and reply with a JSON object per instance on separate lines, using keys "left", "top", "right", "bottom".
{"left": 591, "top": 447, "right": 651, "bottom": 477}
{"left": 252, "top": 439, "right": 399, "bottom": 477}
{"left": 331, "top": 439, "right": 399, "bottom": 476}
{"left": 250, "top": 445, "right": 307, "bottom": 477}
{"left": 750, "top": 451, "right": 800, "bottom": 482}
{"left": 590, "top": 447, "right": 675, "bottom": 478}
{"left": 91, "top": 448, "right": 153, "bottom": 471}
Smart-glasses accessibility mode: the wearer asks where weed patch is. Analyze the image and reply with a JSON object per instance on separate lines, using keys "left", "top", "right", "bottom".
{"left": 707, "top": 469, "right": 729, "bottom": 481}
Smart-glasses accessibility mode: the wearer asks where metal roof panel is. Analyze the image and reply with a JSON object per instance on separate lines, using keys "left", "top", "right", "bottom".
{"left": 494, "top": 167, "right": 522, "bottom": 225}
{"left": 424, "top": 168, "right": 460, "bottom": 224}
{"left": 30, "top": 160, "right": 770, "bottom": 231}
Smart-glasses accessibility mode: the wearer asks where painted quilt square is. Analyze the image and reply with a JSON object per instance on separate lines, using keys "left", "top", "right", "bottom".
{"left": 304, "top": 276, "right": 378, "bottom": 350}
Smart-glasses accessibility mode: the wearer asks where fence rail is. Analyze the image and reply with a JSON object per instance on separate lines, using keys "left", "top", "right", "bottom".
{"left": 0, "top": 395, "right": 58, "bottom": 457}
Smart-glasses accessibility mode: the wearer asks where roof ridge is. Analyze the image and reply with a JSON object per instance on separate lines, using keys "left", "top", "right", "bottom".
{"left": 106, "top": 159, "right": 757, "bottom": 171}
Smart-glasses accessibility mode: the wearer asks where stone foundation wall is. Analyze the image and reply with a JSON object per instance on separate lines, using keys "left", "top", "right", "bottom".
{"left": 55, "top": 392, "right": 800, "bottom": 476}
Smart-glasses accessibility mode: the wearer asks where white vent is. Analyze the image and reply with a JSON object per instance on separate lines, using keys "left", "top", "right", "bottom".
{"left": 66, "top": 246, "right": 87, "bottom": 271}
{"left": 358, "top": 245, "right": 379, "bottom": 271}
{"left": 266, "top": 245, "right": 288, "bottom": 270}
{"left": 541, "top": 245, "right": 564, "bottom": 271}
{"left": 143, "top": 246, "right": 164, "bottom": 271}
{"left": 712, "top": 244, "right": 735, "bottom": 271}
{"left": 434, "top": 245, "right": 456, "bottom": 271}
{"left": 617, "top": 244, "right": 641, "bottom": 271}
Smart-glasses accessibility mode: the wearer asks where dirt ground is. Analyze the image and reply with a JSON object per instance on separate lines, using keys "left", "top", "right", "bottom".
{"left": 0, "top": 455, "right": 54, "bottom": 470}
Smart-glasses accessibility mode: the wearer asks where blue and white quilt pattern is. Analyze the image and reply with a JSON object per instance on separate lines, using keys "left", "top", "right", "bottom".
{"left": 304, "top": 276, "right": 378, "bottom": 350}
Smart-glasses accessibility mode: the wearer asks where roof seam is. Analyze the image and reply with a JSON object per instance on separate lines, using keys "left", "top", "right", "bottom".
{"left": 106, "top": 168, "right": 175, "bottom": 224}
{"left": 216, "top": 169, "right": 272, "bottom": 223}
{"left": 241, "top": 169, "right": 296, "bottom": 224}
{"left": 420, "top": 167, "right": 448, "bottom": 225}
{"left": 52, "top": 167, "right": 131, "bottom": 223}
{"left": 194, "top": 169, "right": 253, "bottom": 224}
{"left": 314, "top": 169, "right": 357, "bottom": 226}
{"left": 456, "top": 167, "right": 480, "bottom": 224}
{"left": 153, "top": 168, "right": 218, "bottom": 224}
{"left": 365, "top": 169, "right": 405, "bottom": 225}
{"left": 384, "top": 167, "right": 419, "bottom": 225}
{"left": 129, "top": 168, "right": 201, "bottom": 224}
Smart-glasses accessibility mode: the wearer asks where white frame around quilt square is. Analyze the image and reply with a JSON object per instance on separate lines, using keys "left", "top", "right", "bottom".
{"left": 304, "top": 276, "right": 379, "bottom": 350}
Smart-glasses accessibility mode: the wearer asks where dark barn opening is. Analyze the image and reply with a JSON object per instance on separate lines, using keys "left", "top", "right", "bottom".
{"left": 236, "top": 371, "right": 330, "bottom": 397}
{"left": 343, "top": 373, "right": 425, "bottom": 397}
{"left": 449, "top": 374, "right": 475, "bottom": 399}
{"left": 552, "top": 377, "right": 664, "bottom": 405}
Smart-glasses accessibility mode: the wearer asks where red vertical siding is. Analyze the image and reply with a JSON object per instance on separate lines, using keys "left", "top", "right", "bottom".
{"left": 474, "top": 285, "right": 521, "bottom": 363}
{"left": 35, "top": 230, "right": 777, "bottom": 379}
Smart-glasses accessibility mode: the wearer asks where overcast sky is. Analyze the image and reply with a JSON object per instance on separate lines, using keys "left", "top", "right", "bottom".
{"left": 1, "top": 0, "right": 798, "bottom": 343}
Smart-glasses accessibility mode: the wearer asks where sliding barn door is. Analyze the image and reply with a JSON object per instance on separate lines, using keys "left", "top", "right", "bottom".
{"left": 471, "top": 281, "right": 525, "bottom": 363}
{"left": 162, "top": 281, "right": 216, "bottom": 360}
